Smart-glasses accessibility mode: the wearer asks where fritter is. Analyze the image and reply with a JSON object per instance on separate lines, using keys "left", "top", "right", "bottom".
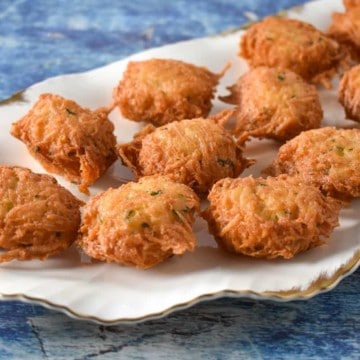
{"left": 268, "top": 127, "right": 360, "bottom": 199}
{"left": 338, "top": 64, "right": 360, "bottom": 122}
{"left": 78, "top": 175, "right": 200, "bottom": 269}
{"left": 113, "top": 58, "right": 226, "bottom": 126}
{"left": 344, "top": 0, "right": 360, "bottom": 10}
{"left": 117, "top": 111, "right": 252, "bottom": 196}
{"left": 0, "top": 166, "right": 82, "bottom": 262}
{"left": 11, "top": 93, "right": 117, "bottom": 194}
{"left": 328, "top": 5, "right": 360, "bottom": 61}
{"left": 241, "top": 16, "right": 344, "bottom": 87}
{"left": 203, "top": 175, "right": 340, "bottom": 259}
{"left": 220, "top": 66, "right": 323, "bottom": 141}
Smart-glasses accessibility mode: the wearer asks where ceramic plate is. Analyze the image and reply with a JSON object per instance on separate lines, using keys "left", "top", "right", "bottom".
{"left": 0, "top": 0, "right": 359, "bottom": 325}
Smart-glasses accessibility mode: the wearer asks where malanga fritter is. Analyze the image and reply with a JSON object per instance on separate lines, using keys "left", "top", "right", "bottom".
{"left": 0, "top": 166, "right": 82, "bottom": 262}
{"left": 113, "top": 58, "right": 226, "bottom": 126}
{"left": 328, "top": 4, "right": 360, "bottom": 62}
{"left": 268, "top": 127, "right": 360, "bottom": 199}
{"left": 203, "top": 175, "right": 340, "bottom": 259}
{"left": 343, "top": 0, "right": 360, "bottom": 10}
{"left": 220, "top": 66, "right": 323, "bottom": 141}
{"left": 339, "top": 64, "right": 360, "bottom": 122}
{"left": 78, "top": 175, "right": 200, "bottom": 269}
{"left": 117, "top": 111, "right": 252, "bottom": 196}
{"left": 241, "top": 16, "right": 344, "bottom": 87}
{"left": 11, "top": 93, "right": 117, "bottom": 194}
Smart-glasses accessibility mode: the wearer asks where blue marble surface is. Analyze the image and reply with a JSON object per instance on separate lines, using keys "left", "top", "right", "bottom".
{"left": 1, "top": 0, "right": 359, "bottom": 359}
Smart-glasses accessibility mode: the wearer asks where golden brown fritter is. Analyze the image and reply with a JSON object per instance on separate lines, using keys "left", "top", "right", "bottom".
{"left": 11, "top": 93, "right": 117, "bottom": 194}
{"left": 117, "top": 111, "right": 253, "bottom": 196}
{"left": 328, "top": 5, "right": 360, "bottom": 62}
{"left": 113, "top": 58, "right": 226, "bottom": 126}
{"left": 78, "top": 175, "right": 200, "bottom": 269}
{"left": 202, "top": 175, "right": 340, "bottom": 259}
{"left": 339, "top": 64, "right": 360, "bottom": 122}
{"left": 241, "top": 16, "right": 344, "bottom": 87}
{"left": 0, "top": 166, "right": 83, "bottom": 262}
{"left": 220, "top": 66, "right": 323, "bottom": 141}
{"left": 344, "top": 0, "right": 360, "bottom": 10}
{"left": 268, "top": 127, "right": 360, "bottom": 199}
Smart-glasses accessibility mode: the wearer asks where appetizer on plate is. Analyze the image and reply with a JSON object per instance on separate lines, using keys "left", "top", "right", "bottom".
{"left": 267, "top": 127, "right": 360, "bottom": 199}
{"left": 113, "top": 58, "right": 227, "bottom": 126}
{"left": 0, "top": 166, "right": 83, "bottom": 262}
{"left": 220, "top": 66, "right": 323, "bottom": 141}
{"left": 78, "top": 175, "right": 200, "bottom": 269}
{"left": 117, "top": 111, "right": 253, "bottom": 196}
{"left": 328, "top": 1, "right": 360, "bottom": 62}
{"left": 203, "top": 175, "right": 340, "bottom": 259}
{"left": 11, "top": 93, "right": 117, "bottom": 194}
{"left": 241, "top": 16, "right": 344, "bottom": 87}
{"left": 339, "top": 64, "right": 360, "bottom": 122}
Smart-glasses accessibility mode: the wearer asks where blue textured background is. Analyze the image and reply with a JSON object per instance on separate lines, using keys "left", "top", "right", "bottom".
{"left": 1, "top": 0, "right": 359, "bottom": 359}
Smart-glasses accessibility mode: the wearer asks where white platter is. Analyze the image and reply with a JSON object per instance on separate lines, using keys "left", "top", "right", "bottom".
{"left": 1, "top": 0, "right": 359, "bottom": 325}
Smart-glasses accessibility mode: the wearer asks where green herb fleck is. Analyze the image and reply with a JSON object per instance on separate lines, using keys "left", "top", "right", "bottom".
{"left": 277, "top": 74, "right": 285, "bottom": 81}
{"left": 35, "top": 146, "right": 41, "bottom": 153}
{"left": 141, "top": 222, "right": 150, "bottom": 228}
{"left": 217, "top": 158, "right": 234, "bottom": 167}
{"left": 66, "top": 108, "right": 77, "bottom": 115}
{"left": 336, "top": 146, "right": 344, "bottom": 156}
{"left": 125, "top": 209, "right": 136, "bottom": 221}
{"left": 150, "top": 190, "right": 162, "bottom": 196}
{"left": 3, "top": 201, "right": 13, "bottom": 212}
{"left": 323, "top": 167, "right": 330, "bottom": 175}
{"left": 348, "top": 147, "right": 354, "bottom": 151}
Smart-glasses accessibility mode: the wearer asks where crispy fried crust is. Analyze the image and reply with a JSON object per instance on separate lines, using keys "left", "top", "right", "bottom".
{"left": 220, "top": 67, "right": 323, "bottom": 141}
{"left": 113, "top": 58, "right": 225, "bottom": 126}
{"left": 344, "top": 0, "right": 360, "bottom": 10}
{"left": 78, "top": 176, "right": 200, "bottom": 269}
{"left": 11, "top": 93, "right": 117, "bottom": 194}
{"left": 339, "top": 64, "right": 360, "bottom": 121}
{"left": 268, "top": 127, "right": 360, "bottom": 199}
{"left": 203, "top": 175, "right": 340, "bottom": 259}
{"left": 241, "top": 17, "right": 344, "bottom": 87}
{"left": 0, "top": 166, "right": 83, "bottom": 262}
{"left": 117, "top": 112, "right": 253, "bottom": 196}
{"left": 343, "top": 0, "right": 360, "bottom": 10}
{"left": 328, "top": 6, "right": 360, "bottom": 62}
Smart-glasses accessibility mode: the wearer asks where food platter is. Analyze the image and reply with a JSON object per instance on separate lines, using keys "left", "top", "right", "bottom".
{"left": 0, "top": 0, "right": 359, "bottom": 325}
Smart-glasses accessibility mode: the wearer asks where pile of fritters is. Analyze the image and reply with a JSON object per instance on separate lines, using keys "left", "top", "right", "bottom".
{"left": 3, "top": 0, "right": 360, "bottom": 267}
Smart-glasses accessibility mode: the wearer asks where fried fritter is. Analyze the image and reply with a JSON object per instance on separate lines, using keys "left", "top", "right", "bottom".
{"left": 0, "top": 166, "right": 82, "bottom": 262}
{"left": 11, "top": 93, "right": 117, "bottom": 194}
{"left": 220, "top": 66, "right": 323, "bottom": 141}
{"left": 117, "top": 111, "right": 252, "bottom": 196}
{"left": 241, "top": 16, "right": 344, "bottom": 87}
{"left": 339, "top": 64, "right": 360, "bottom": 122}
{"left": 344, "top": 0, "right": 360, "bottom": 10}
{"left": 268, "top": 127, "right": 360, "bottom": 199}
{"left": 78, "top": 175, "right": 200, "bottom": 269}
{"left": 113, "top": 58, "right": 226, "bottom": 126}
{"left": 203, "top": 175, "right": 340, "bottom": 259}
{"left": 328, "top": 5, "right": 360, "bottom": 61}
